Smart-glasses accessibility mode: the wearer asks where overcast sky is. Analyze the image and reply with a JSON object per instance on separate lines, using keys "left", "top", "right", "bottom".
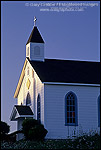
{"left": 1, "top": 1, "right": 100, "bottom": 133}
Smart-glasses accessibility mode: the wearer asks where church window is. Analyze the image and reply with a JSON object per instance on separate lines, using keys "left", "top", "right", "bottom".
{"left": 26, "top": 92, "right": 31, "bottom": 106}
{"left": 98, "top": 95, "right": 100, "bottom": 127}
{"left": 34, "top": 46, "right": 40, "bottom": 55}
{"left": 37, "top": 94, "right": 41, "bottom": 123}
{"left": 65, "top": 91, "right": 78, "bottom": 126}
{"left": 27, "top": 67, "right": 29, "bottom": 75}
{"left": 32, "top": 69, "right": 34, "bottom": 78}
{"left": 27, "top": 47, "right": 29, "bottom": 56}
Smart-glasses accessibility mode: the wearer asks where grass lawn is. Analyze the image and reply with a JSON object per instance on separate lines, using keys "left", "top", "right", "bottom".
{"left": 1, "top": 133, "right": 100, "bottom": 149}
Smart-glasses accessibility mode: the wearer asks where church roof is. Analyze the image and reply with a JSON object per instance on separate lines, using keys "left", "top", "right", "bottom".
{"left": 14, "top": 58, "right": 100, "bottom": 98}
{"left": 26, "top": 26, "right": 44, "bottom": 45}
{"left": 10, "top": 105, "right": 33, "bottom": 121}
{"left": 29, "top": 58, "right": 100, "bottom": 84}
{"left": 14, "top": 105, "right": 33, "bottom": 115}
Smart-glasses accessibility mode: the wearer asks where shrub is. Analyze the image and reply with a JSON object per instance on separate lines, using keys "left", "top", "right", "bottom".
{"left": 22, "top": 118, "right": 48, "bottom": 140}
{"left": 1, "top": 121, "right": 10, "bottom": 140}
{"left": 73, "top": 132, "right": 100, "bottom": 149}
{"left": 28, "top": 124, "right": 48, "bottom": 140}
{"left": 22, "top": 118, "right": 39, "bottom": 139}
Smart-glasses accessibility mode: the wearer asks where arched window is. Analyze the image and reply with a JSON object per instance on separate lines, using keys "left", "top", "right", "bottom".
{"left": 27, "top": 67, "right": 29, "bottom": 75}
{"left": 26, "top": 92, "right": 31, "bottom": 106}
{"left": 37, "top": 94, "right": 41, "bottom": 123}
{"left": 27, "top": 47, "right": 29, "bottom": 56}
{"left": 65, "top": 91, "right": 78, "bottom": 126}
{"left": 98, "top": 95, "right": 100, "bottom": 127}
{"left": 34, "top": 46, "right": 40, "bottom": 55}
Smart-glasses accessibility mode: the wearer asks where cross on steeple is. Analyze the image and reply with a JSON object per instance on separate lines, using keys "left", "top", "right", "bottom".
{"left": 34, "top": 16, "right": 37, "bottom": 26}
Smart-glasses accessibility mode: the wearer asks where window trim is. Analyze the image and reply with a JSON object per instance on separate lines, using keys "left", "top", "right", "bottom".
{"left": 65, "top": 91, "right": 78, "bottom": 126}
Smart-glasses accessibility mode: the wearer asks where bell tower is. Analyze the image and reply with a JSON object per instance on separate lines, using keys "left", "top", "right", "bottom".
{"left": 26, "top": 17, "right": 45, "bottom": 61}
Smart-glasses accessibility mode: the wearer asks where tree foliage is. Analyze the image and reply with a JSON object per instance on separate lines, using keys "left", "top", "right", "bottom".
{"left": 1, "top": 121, "right": 10, "bottom": 135}
{"left": 1, "top": 121, "right": 10, "bottom": 140}
{"left": 22, "top": 118, "right": 48, "bottom": 140}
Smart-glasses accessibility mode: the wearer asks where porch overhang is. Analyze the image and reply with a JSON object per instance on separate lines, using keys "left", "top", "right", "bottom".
{"left": 10, "top": 105, "right": 34, "bottom": 121}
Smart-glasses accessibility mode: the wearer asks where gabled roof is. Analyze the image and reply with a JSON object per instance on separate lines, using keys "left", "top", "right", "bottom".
{"left": 26, "top": 26, "right": 44, "bottom": 45}
{"left": 29, "top": 58, "right": 100, "bottom": 84}
{"left": 10, "top": 105, "right": 33, "bottom": 121}
{"left": 14, "top": 58, "right": 100, "bottom": 98}
{"left": 14, "top": 105, "right": 33, "bottom": 115}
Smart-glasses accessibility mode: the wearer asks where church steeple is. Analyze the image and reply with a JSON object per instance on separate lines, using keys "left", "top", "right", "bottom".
{"left": 26, "top": 26, "right": 44, "bottom": 45}
{"left": 26, "top": 17, "right": 45, "bottom": 61}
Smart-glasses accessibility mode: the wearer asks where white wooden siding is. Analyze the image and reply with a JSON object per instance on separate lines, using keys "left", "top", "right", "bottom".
{"left": 16, "top": 61, "right": 100, "bottom": 139}
{"left": 44, "top": 84, "right": 100, "bottom": 139}
{"left": 33, "top": 66, "right": 44, "bottom": 125}
{"left": 17, "top": 61, "right": 44, "bottom": 125}
{"left": 17, "top": 118, "right": 24, "bottom": 141}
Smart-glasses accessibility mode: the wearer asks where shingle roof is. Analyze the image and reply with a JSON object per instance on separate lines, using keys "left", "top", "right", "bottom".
{"left": 26, "top": 26, "right": 44, "bottom": 45}
{"left": 15, "top": 105, "right": 33, "bottom": 115}
{"left": 28, "top": 58, "right": 100, "bottom": 84}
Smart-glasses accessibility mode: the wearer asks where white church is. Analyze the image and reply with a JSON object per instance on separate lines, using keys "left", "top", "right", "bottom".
{"left": 10, "top": 18, "right": 100, "bottom": 141}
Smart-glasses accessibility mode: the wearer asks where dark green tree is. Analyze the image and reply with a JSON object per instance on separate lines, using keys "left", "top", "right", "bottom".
{"left": 1, "top": 121, "right": 10, "bottom": 140}
{"left": 22, "top": 118, "right": 39, "bottom": 139}
{"left": 22, "top": 118, "right": 48, "bottom": 140}
{"left": 1, "top": 121, "right": 10, "bottom": 134}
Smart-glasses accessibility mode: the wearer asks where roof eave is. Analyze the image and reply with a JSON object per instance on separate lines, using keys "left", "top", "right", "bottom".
{"left": 43, "top": 82, "right": 100, "bottom": 87}
{"left": 14, "top": 58, "right": 28, "bottom": 98}
{"left": 10, "top": 107, "right": 18, "bottom": 121}
{"left": 10, "top": 106, "right": 34, "bottom": 121}
{"left": 26, "top": 41, "right": 45, "bottom": 45}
